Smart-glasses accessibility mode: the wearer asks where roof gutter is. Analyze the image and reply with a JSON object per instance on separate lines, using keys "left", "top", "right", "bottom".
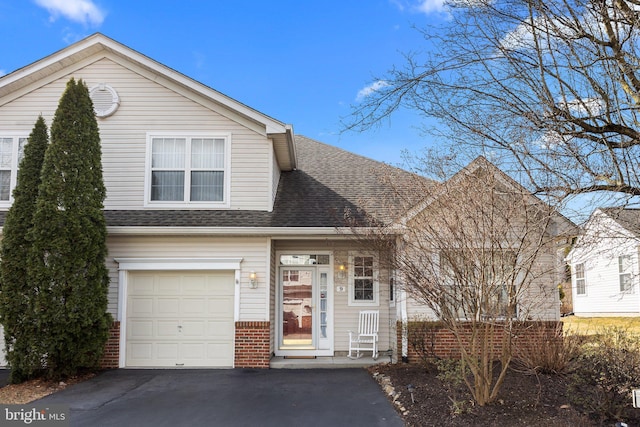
{"left": 105, "top": 226, "right": 391, "bottom": 237}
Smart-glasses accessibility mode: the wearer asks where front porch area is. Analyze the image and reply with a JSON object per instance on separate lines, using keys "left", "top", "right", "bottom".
{"left": 269, "top": 353, "right": 392, "bottom": 369}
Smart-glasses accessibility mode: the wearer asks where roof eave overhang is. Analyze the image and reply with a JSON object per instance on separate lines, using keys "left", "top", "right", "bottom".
{"left": 0, "top": 34, "right": 294, "bottom": 149}
{"left": 105, "top": 225, "right": 395, "bottom": 237}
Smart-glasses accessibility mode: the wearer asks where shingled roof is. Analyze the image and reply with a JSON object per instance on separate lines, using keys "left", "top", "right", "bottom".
{"left": 0, "top": 136, "right": 424, "bottom": 230}
{"left": 600, "top": 207, "right": 640, "bottom": 237}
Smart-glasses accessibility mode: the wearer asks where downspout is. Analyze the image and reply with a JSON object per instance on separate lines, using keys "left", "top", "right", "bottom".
{"left": 400, "top": 286, "right": 408, "bottom": 363}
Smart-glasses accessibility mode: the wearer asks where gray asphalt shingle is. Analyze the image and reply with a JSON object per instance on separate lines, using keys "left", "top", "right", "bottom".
{"left": 0, "top": 136, "right": 423, "bottom": 230}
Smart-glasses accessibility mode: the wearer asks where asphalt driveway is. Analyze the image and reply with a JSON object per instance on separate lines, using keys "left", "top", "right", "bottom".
{"left": 36, "top": 368, "right": 404, "bottom": 427}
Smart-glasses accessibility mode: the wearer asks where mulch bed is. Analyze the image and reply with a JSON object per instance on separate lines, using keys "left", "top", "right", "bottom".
{"left": 370, "top": 363, "right": 618, "bottom": 427}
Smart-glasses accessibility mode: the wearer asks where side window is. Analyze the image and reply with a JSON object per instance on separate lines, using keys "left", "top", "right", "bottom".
{"left": 575, "top": 263, "right": 586, "bottom": 296}
{"left": 619, "top": 255, "right": 633, "bottom": 293}
{"left": 0, "top": 136, "right": 27, "bottom": 203}
{"left": 348, "top": 254, "right": 379, "bottom": 306}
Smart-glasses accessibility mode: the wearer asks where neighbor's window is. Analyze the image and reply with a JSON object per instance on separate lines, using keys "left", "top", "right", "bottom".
{"left": 149, "top": 136, "right": 227, "bottom": 204}
{"left": 0, "top": 136, "right": 27, "bottom": 202}
{"left": 575, "top": 263, "right": 586, "bottom": 296}
{"left": 619, "top": 255, "right": 633, "bottom": 293}
{"left": 349, "top": 254, "right": 378, "bottom": 306}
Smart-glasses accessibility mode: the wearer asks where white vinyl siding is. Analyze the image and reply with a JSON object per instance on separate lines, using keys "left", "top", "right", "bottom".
{"left": 0, "top": 56, "right": 273, "bottom": 211}
{"left": 107, "top": 235, "right": 271, "bottom": 321}
{"left": 567, "top": 211, "right": 640, "bottom": 315}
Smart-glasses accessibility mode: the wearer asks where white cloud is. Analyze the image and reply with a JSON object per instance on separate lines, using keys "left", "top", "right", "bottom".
{"left": 356, "top": 80, "right": 390, "bottom": 102}
{"left": 0, "top": 69, "right": 6, "bottom": 77}
{"left": 415, "top": 0, "right": 447, "bottom": 14}
{"left": 34, "top": 0, "right": 105, "bottom": 26}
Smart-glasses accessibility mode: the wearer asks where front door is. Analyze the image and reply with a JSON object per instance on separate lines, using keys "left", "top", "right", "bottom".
{"left": 277, "top": 255, "right": 332, "bottom": 356}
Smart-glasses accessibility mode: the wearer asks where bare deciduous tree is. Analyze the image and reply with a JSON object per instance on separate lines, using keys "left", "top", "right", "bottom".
{"left": 351, "top": 157, "right": 570, "bottom": 405}
{"left": 347, "top": 0, "right": 640, "bottom": 214}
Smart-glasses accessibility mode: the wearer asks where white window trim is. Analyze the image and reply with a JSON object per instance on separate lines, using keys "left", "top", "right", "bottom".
{"left": 574, "top": 262, "right": 587, "bottom": 296}
{"left": 348, "top": 252, "right": 379, "bottom": 307}
{"left": 618, "top": 255, "right": 635, "bottom": 294}
{"left": 144, "top": 132, "right": 231, "bottom": 208}
{"left": 0, "top": 133, "right": 28, "bottom": 207}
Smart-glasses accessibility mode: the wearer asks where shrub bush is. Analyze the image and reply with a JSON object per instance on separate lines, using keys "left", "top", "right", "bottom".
{"left": 568, "top": 327, "right": 640, "bottom": 424}
{"left": 512, "top": 321, "right": 581, "bottom": 374}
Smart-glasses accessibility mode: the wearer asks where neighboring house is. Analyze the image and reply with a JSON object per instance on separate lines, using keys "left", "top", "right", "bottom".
{"left": 567, "top": 208, "right": 640, "bottom": 316}
{"left": 0, "top": 33, "right": 572, "bottom": 369}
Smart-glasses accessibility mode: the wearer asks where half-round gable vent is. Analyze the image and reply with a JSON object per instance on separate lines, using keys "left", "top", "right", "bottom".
{"left": 89, "top": 84, "right": 120, "bottom": 118}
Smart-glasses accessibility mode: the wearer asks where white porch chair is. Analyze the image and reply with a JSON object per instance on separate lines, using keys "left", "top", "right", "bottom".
{"left": 348, "top": 310, "right": 379, "bottom": 359}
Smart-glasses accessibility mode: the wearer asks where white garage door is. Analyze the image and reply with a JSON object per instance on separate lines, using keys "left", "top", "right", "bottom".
{"left": 126, "top": 271, "right": 235, "bottom": 368}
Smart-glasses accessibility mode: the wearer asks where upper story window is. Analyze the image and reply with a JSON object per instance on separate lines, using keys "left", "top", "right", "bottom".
{"left": 0, "top": 136, "right": 27, "bottom": 204}
{"left": 575, "top": 263, "right": 586, "bottom": 296}
{"left": 146, "top": 134, "right": 230, "bottom": 207}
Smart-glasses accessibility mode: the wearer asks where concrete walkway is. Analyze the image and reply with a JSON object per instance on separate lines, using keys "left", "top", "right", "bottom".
{"left": 36, "top": 368, "right": 404, "bottom": 427}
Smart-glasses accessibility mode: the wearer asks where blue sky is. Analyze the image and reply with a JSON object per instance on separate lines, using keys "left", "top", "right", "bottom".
{"left": 0, "top": 0, "right": 449, "bottom": 166}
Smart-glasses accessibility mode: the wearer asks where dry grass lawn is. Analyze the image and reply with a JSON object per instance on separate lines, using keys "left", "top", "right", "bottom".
{"left": 562, "top": 315, "right": 640, "bottom": 335}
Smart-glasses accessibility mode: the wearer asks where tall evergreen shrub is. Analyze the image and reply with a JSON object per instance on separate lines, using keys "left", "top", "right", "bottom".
{"left": 0, "top": 116, "right": 49, "bottom": 383}
{"left": 28, "top": 78, "right": 111, "bottom": 379}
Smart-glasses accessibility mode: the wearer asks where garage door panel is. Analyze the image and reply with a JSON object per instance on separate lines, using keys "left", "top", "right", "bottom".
{"left": 181, "top": 298, "right": 206, "bottom": 316}
{"left": 126, "top": 271, "right": 235, "bottom": 368}
{"left": 207, "top": 343, "right": 234, "bottom": 361}
{"left": 157, "top": 276, "right": 182, "bottom": 294}
{"left": 129, "top": 320, "right": 154, "bottom": 338}
{"left": 208, "top": 297, "right": 234, "bottom": 314}
{"left": 129, "top": 297, "right": 153, "bottom": 316}
{"left": 156, "top": 343, "right": 179, "bottom": 360}
{"left": 182, "top": 276, "right": 207, "bottom": 293}
{"left": 130, "top": 276, "right": 154, "bottom": 294}
{"left": 128, "top": 342, "right": 153, "bottom": 360}
{"left": 157, "top": 298, "right": 180, "bottom": 315}
{"left": 181, "top": 343, "right": 205, "bottom": 360}
{"left": 181, "top": 320, "right": 206, "bottom": 337}
{"left": 207, "top": 321, "right": 234, "bottom": 338}
{"left": 157, "top": 320, "right": 180, "bottom": 337}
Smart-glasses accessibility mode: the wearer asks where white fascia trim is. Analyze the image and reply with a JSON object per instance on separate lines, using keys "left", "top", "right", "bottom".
{"left": 114, "top": 257, "right": 243, "bottom": 271}
{"left": 106, "top": 226, "right": 370, "bottom": 236}
{"left": 1, "top": 34, "right": 290, "bottom": 138}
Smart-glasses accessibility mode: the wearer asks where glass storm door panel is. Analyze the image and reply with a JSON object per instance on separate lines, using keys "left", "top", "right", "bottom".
{"left": 281, "top": 268, "right": 314, "bottom": 348}
{"left": 317, "top": 267, "right": 330, "bottom": 350}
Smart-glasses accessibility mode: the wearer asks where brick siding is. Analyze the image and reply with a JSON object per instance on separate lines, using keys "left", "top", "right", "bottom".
{"left": 398, "top": 320, "right": 562, "bottom": 362}
{"left": 234, "top": 321, "right": 271, "bottom": 368}
{"left": 99, "top": 321, "right": 120, "bottom": 369}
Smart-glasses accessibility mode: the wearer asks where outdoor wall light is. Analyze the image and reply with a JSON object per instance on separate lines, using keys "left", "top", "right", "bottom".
{"left": 338, "top": 263, "right": 347, "bottom": 279}
{"left": 249, "top": 271, "right": 258, "bottom": 288}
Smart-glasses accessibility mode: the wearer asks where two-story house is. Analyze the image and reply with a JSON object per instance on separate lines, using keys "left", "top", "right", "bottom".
{"left": 0, "top": 34, "right": 570, "bottom": 369}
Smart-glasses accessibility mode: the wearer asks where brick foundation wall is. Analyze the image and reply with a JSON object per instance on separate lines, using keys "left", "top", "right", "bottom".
{"left": 99, "top": 321, "right": 120, "bottom": 369}
{"left": 398, "top": 320, "right": 562, "bottom": 363}
{"left": 235, "top": 321, "right": 271, "bottom": 368}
